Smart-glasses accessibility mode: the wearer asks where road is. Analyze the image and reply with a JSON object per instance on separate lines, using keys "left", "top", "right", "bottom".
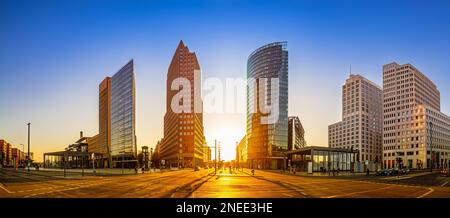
{"left": 0, "top": 168, "right": 214, "bottom": 198}
{"left": 190, "top": 169, "right": 450, "bottom": 198}
{"left": 1, "top": 168, "right": 450, "bottom": 198}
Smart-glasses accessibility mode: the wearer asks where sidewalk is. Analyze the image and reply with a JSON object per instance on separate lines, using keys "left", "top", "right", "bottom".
{"left": 4, "top": 167, "right": 184, "bottom": 178}
{"left": 259, "top": 169, "right": 367, "bottom": 177}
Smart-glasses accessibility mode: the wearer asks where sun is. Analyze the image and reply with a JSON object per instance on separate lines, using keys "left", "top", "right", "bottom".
{"left": 204, "top": 114, "right": 245, "bottom": 161}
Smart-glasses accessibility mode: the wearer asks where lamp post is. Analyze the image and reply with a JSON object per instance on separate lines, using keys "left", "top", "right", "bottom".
{"left": 20, "top": 144, "right": 24, "bottom": 169}
{"left": 27, "top": 122, "right": 30, "bottom": 174}
{"left": 430, "top": 122, "right": 433, "bottom": 172}
{"left": 215, "top": 140, "right": 217, "bottom": 175}
{"left": 150, "top": 147, "right": 153, "bottom": 172}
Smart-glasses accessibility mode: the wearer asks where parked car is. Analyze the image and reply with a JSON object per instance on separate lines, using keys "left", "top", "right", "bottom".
{"left": 399, "top": 168, "right": 410, "bottom": 175}
{"left": 385, "top": 169, "right": 393, "bottom": 176}
{"left": 440, "top": 169, "right": 449, "bottom": 177}
{"left": 375, "top": 169, "right": 386, "bottom": 176}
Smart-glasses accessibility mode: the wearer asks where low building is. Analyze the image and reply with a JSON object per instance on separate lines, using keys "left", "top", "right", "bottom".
{"left": 11, "top": 148, "right": 25, "bottom": 167}
{"left": 43, "top": 132, "right": 102, "bottom": 169}
{"left": 287, "top": 146, "right": 356, "bottom": 172}
{"left": 0, "top": 139, "right": 13, "bottom": 166}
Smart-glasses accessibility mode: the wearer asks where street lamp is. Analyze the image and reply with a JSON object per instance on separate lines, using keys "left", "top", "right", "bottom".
{"left": 20, "top": 144, "right": 24, "bottom": 169}
{"left": 430, "top": 121, "right": 433, "bottom": 172}
{"left": 150, "top": 147, "right": 153, "bottom": 172}
{"left": 27, "top": 122, "right": 31, "bottom": 174}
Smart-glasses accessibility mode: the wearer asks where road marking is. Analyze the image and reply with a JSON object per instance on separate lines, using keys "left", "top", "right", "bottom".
{"left": 323, "top": 185, "right": 394, "bottom": 198}
{"left": 440, "top": 181, "right": 448, "bottom": 187}
{"left": 0, "top": 184, "right": 14, "bottom": 194}
{"left": 23, "top": 180, "right": 111, "bottom": 198}
{"left": 417, "top": 188, "right": 434, "bottom": 198}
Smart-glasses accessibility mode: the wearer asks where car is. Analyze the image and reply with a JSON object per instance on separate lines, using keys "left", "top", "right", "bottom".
{"left": 376, "top": 169, "right": 392, "bottom": 176}
{"left": 440, "top": 169, "right": 449, "bottom": 177}
{"left": 399, "top": 168, "right": 410, "bottom": 175}
{"left": 375, "top": 169, "right": 386, "bottom": 176}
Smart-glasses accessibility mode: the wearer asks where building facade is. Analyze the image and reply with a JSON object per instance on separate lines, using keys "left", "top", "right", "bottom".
{"left": 0, "top": 140, "right": 12, "bottom": 166}
{"left": 246, "top": 42, "right": 289, "bottom": 169}
{"left": 11, "top": 148, "right": 25, "bottom": 167}
{"left": 87, "top": 60, "right": 137, "bottom": 168}
{"left": 236, "top": 136, "right": 248, "bottom": 167}
{"left": 288, "top": 116, "right": 307, "bottom": 151}
{"left": 329, "top": 74, "right": 383, "bottom": 171}
{"left": 159, "top": 41, "right": 206, "bottom": 168}
{"left": 382, "top": 62, "right": 450, "bottom": 169}
{"left": 110, "top": 60, "right": 137, "bottom": 162}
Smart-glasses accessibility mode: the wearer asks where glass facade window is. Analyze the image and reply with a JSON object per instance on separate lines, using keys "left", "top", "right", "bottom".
{"left": 311, "top": 150, "right": 353, "bottom": 171}
{"left": 246, "top": 42, "right": 288, "bottom": 169}
{"left": 110, "top": 60, "right": 137, "bottom": 157}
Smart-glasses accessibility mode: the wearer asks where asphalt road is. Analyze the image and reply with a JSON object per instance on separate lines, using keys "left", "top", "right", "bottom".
{"left": 0, "top": 168, "right": 214, "bottom": 198}
{"left": 1, "top": 168, "right": 450, "bottom": 198}
{"left": 190, "top": 169, "right": 450, "bottom": 198}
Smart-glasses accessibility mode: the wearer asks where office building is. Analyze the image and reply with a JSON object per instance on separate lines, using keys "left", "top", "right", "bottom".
{"left": 288, "top": 116, "right": 307, "bottom": 151}
{"left": 329, "top": 74, "right": 383, "bottom": 171}
{"left": 382, "top": 62, "right": 450, "bottom": 169}
{"left": 88, "top": 60, "right": 137, "bottom": 167}
{"left": 246, "top": 42, "right": 289, "bottom": 169}
{"left": 159, "top": 41, "right": 206, "bottom": 167}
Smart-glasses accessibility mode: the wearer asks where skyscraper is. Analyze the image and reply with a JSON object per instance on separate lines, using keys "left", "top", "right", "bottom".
{"left": 328, "top": 74, "right": 383, "bottom": 171}
{"left": 246, "top": 42, "right": 288, "bottom": 169}
{"left": 160, "top": 41, "right": 206, "bottom": 167}
{"left": 88, "top": 60, "right": 137, "bottom": 167}
{"left": 382, "top": 62, "right": 450, "bottom": 169}
{"left": 110, "top": 60, "right": 137, "bottom": 161}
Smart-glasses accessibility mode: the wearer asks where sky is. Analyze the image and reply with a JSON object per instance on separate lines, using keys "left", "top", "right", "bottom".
{"left": 1, "top": 0, "right": 450, "bottom": 162}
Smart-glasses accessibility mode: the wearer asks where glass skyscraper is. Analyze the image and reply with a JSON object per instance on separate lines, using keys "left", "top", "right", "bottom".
{"left": 246, "top": 42, "right": 288, "bottom": 169}
{"left": 110, "top": 60, "right": 137, "bottom": 159}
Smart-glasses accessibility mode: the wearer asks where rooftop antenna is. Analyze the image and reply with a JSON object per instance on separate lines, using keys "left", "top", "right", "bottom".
{"left": 349, "top": 64, "right": 352, "bottom": 76}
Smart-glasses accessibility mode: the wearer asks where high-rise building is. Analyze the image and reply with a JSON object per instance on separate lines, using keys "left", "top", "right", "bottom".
{"left": 382, "top": 62, "right": 450, "bottom": 169}
{"left": 246, "top": 42, "right": 288, "bottom": 169}
{"left": 159, "top": 41, "right": 206, "bottom": 167}
{"left": 329, "top": 74, "right": 383, "bottom": 171}
{"left": 110, "top": 60, "right": 137, "bottom": 161}
{"left": 88, "top": 60, "right": 137, "bottom": 167}
{"left": 288, "top": 116, "right": 306, "bottom": 151}
{"left": 88, "top": 77, "right": 112, "bottom": 167}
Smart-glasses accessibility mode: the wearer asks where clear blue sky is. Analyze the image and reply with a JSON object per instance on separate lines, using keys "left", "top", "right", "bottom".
{"left": 1, "top": 0, "right": 450, "bottom": 161}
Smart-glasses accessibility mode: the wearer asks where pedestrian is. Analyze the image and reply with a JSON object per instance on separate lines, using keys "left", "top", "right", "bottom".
{"left": 366, "top": 168, "right": 370, "bottom": 176}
